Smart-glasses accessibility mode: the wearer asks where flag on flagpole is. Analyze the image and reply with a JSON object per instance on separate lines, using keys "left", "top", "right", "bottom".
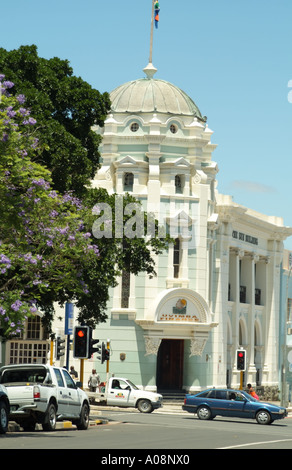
{"left": 154, "top": 1, "right": 160, "bottom": 29}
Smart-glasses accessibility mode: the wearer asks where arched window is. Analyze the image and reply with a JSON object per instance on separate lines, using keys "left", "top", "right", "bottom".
{"left": 123, "top": 172, "right": 134, "bottom": 192}
{"left": 175, "top": 175, "right": 184, "bottom": 194}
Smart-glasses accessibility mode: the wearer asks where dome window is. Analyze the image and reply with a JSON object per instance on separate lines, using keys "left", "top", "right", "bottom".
{"left": 130, "top": 122, "right": 139, "bottom": 132}
{"left": 170, "top": 124, "right": 178, "bottom": 134}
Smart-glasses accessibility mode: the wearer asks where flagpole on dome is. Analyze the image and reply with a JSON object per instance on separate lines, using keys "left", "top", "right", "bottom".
{"left": 144, "top": 1, "right": 159, "bottom": 79}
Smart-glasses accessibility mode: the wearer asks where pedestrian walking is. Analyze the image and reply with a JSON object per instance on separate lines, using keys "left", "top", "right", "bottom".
{"left": 247, "top": 383, "right": 259, "bottom": 400}
{"left": 88, "top": 369, "right": 100, "bottom": 392}
{"left": 70, "top": 366, "right": 78, "bottom": 379}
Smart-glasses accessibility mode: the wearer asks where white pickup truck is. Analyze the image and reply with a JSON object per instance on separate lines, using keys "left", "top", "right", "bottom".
{"left": 0, "top": 364, "right": 90, "bottom": 431}
{"left": 88, "top": 376, "right": 163, "bottom": 413}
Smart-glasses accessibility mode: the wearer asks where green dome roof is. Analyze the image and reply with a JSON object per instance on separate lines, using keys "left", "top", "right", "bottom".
{"left": 110, "top": 64, "right": 206, "bottom": 121}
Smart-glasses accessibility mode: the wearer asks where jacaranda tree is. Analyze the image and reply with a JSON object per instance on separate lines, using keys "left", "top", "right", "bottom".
{"left": 0, "top": 77, "right": 170, "bottom": 339}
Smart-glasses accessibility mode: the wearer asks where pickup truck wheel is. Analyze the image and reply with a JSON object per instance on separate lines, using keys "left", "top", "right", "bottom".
{"left": 0, "top": 401, "right": 9, "bottom": 434}
{"left": 137, "top": 399, "right": 153, "bottom": 413}
{"left": 42, "top": 403, "right": 57, "bottom": 431}
{"left": 76, "top": 403, "right": 89, "bottom": 430}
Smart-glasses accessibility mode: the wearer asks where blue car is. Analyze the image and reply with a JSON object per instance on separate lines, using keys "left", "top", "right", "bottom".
{"left": 182, "top": 388, "right": 287, "bottom": 425}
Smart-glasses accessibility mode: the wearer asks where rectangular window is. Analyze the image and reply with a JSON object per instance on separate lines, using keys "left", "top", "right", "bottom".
{"left": 240, "top": 285, "right": 246, "bottom": 303}
{"left": 121, "top": 270, "right": 130, "bottom": 308}
{"left": 173, "top": 238, "right": 180, "bottom": 278}
{"left": 9, "top": 341, "right": 49, "bottom": 364}
{"left": 287, "top": 298, "right": 292, "bottom": 322}
{"left": 255, "top": 288, "right": 261, "bottom": 305}
{"left": 124, "top": 172, "right": 134, "bottom": 192}
{"left": 27, "top": 316, "right": 41, "bottom": 340}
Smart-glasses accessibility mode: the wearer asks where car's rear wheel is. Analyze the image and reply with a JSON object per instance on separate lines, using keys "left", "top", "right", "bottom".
{"left": 197, "top": 405, "right": 212, "bottom": 420}
{"left": 256, "top": 410, "right": 271, "bottom": 425}
{"left": 0, "top": 401, "right": 9, "bottom": 434}
{"left": 42, "top": 403, "right": 57, "bottom": 431}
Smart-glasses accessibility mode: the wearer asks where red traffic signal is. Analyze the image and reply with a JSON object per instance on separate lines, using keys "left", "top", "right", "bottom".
{"left": 236, "top": 349, "right": 246, "bottom": 371}
{"left": 73, "top": 326, "right": 89, "bottom": 358}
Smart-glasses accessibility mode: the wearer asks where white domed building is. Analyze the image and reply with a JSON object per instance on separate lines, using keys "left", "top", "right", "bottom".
{"left": 89, "top": 62, "right": 292, "bottom": 393}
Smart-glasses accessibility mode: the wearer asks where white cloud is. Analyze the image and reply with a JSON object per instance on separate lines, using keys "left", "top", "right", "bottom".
{"left": 230, "top": 180, "right": 277, "bottom": 194}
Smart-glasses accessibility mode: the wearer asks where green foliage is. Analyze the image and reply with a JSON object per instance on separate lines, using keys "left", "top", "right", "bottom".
{"left": 0, "top": 45, "right": 111, "bottom": 196}
{"left": 0, "top": 80, "right": 170, "bottom": 338}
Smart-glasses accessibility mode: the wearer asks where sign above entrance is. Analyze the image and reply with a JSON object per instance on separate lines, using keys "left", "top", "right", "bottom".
{"left": 158, "top": 297, "right": 200, "bottom": 323}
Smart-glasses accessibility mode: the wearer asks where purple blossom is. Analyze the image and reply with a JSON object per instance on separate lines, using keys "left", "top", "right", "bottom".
{"left": 3, "top": 80, "right": 14, "bottom": 89}
{"left": 11, "top": 300, "right": 22, "bottom": 311}
{"left": 23, "top": 117, "right": 36, "bottom": 125}
{"left": 31, "top": 178, "right": 48, "bottom": 187}
{"left": 50, "top": 210, "right": 59, "bottom": 218}
{"left": 6, "top": 106, "right": 16, "bottom": 118}
{"left": 19, "top": 107, "right": 30, "bottom": 116}
{"left": 0, "top": 254, "right": 11, "bottom": 266}
{"left": 16, "top": 94, "right": 26, "bottom": 104}
{"left": 0, "top": 307, "right": 6, "bottom": 315}
{"left": 46, "top": 240, "right": 53, "bottom": 247}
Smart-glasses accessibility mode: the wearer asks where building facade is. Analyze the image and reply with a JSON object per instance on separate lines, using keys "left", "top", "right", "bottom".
{"left": 86, "top": 63, "right": 292, "bottom": 392}
{"left": 279, "top": 250, "right": 292, "bottom": 404}
{"left": 2, "top": 64, "right": 292, "bottom": 395}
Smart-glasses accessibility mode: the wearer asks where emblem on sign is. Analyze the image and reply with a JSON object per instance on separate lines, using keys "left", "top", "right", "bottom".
{"left": 173, "top": 299, "right": 187, "bottom": 314}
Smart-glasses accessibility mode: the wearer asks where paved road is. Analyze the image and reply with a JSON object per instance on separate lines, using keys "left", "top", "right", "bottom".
{"left": 1, "top": 408, "right": 292, "bottom": 452}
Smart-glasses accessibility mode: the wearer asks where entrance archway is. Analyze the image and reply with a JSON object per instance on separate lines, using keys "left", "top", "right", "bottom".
{"left": 156, "top": 339, "right": 184, "bottom": 391}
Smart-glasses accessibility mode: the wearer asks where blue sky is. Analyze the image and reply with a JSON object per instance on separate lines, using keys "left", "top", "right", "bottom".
{"left": 2, "top": 0, "right": 292, "bottom": 248}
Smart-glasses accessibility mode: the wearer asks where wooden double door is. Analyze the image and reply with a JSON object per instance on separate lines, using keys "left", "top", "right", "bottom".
{"left": 156, "top": 339, "right": 184, "bottom": 391}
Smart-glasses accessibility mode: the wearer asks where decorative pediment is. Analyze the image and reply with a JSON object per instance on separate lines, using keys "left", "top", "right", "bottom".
{"left": 173, "top": 157, "right": 191, "bottom": 168}
{"left": 114, "top": 155, "right": 139, "bottom": 167}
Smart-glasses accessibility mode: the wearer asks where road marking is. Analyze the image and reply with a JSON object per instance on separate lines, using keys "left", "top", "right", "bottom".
{"left": 218, "top": 438, "right": 292, "bottom": 449}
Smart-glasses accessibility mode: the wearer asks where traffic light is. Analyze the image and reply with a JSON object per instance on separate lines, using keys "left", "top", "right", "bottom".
{"left": 73, "top": 326, "right": 89, "bottom": 358}
{"left": 236, "top": 349, "right": 246, "bottom": 371}
{"left": 56, "top": 337, "right": 65, "bottom": 360}
{"left": 101, "top": 342, "right": 110, "bottom": 364}
{"left": 88, "top": 328, "right": 101, "bottom": 358}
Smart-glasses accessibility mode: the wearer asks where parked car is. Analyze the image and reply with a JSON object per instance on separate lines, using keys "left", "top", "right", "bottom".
{"left": 0, "top": 364, "right": 89, "bottom": 431}
{"left": 0, "top": 384, "right": 10, "bottom": 434}
{"left": 182, "top": 388, "right": 287, "bottom": 425}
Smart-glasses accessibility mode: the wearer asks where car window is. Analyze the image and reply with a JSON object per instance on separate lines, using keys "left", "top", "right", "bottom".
{"left": 197, "top": 391, "right": 210, "bottom": 397}
{"left": 62, "top": 369, "right": 76, "bottom": 389}
{"left": 216, "top": 390, "right": 227, "bottom": 400}
{"left": 111, "top": 379, "right": 129, "bottom": 390}
{"left": 53, "top": 368, "right": 65, "bottom": 387}
{"left": 208, "top": 390, "right": 216, "bottom": 398}
{"left": 228, "top": 391, "right": 245, "bottom": 401}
